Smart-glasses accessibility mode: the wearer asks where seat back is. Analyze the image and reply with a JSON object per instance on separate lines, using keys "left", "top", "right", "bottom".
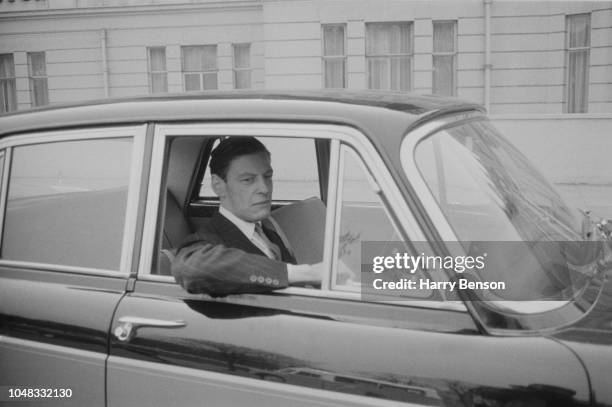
{"left": 157, "top": 191, "right": 192, "bottom": 275}
{"left": 163, "top": 191, "right": 192, "bottom": 249}
{"left": 270, "top": 197, "right": 326, "bottom": 264}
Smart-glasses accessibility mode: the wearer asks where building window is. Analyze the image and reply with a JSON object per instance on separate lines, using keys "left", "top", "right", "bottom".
{"left": 148, "top": 47, "right": 168, "bottom": 93}
{"left": 365, "top": 22, "right": 412, "bottom": 91}
{"left": 28, "top": 52, "right": 49, "bottom": 107}
{"left": 232, "top": 43, "right": 251, "bottom": 89}
{"left": 433, "top": 20, "right": 457, "bottom": 96}
{"left": 322, "top": 24, "right": 346, "bottom": 88}
{"left": 181, "top": 45, "right": 217, "bottom": 91}
{"left": 566, "top": 13, "right": 590, "bottom": 113}
{"left": 0, "top": 54, "right": 17, "bottom": 113}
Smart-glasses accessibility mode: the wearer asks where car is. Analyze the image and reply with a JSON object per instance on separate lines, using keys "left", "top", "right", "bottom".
{"left": 0, "top": 90, "right": 611, "bottom": 407}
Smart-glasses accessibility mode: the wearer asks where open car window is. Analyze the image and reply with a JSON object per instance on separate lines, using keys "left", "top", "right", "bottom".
{"left": 153, "top": 135, "right": 328, "bottom": 277}
{"left": 144, "top": 124, "right": 445, "bottom": 304}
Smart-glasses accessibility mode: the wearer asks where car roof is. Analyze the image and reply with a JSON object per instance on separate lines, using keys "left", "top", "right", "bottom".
{"left": 0, "top": 90, "right": 483, "bottom": 140}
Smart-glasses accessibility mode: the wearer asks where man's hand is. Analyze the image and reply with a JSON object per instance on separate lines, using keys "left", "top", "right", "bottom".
{"left": 287, "top": 261, "right": 358, "bottom": 287}
{"left": 288, "top": 262, "right": 324, "bottom": 285}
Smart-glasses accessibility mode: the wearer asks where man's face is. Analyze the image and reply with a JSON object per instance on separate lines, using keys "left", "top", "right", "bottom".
{"left": 212, "top": 152, "right": 273, "bottom": 222}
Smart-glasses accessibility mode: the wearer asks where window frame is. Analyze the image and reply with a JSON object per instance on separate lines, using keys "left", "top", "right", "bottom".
{"left": 0, "top": 125, "right": 148, "bottom": 276}
{"left": 321, "top": 23, "right": 347, "bottom": 89}
{"left": 330, "top": 143, "right": 408, "bottom": 293}
{"left": 139, "top": 122, "right": 464, "bottom": 312}
{"left": 565, "top": 13, "right": 591, "bottom": 113}
{"left": 232, "top": 43, "right": 252, "bottom": 89}
{"left": 0, "top": 150, "right": 7, "bottom": 247}
{"left": 365, "top": 21, "right": 414, "bottom": 91}
{"left": 400, "top": 113, "right": 483, "bottom": 244}
{"left": 181, "top": 45, "right": 218, "bottom": 92}
{"left": 0, "top": 53, "right": 17, "bottom": 113}
{"left": 147, "top": 46, "right": 168, "bottom": 94}
{"left": 432, "top": 20, "right": 457, "bottom": 96}
{"left": 27, "top": 51, "right": 49, "bottom": 107}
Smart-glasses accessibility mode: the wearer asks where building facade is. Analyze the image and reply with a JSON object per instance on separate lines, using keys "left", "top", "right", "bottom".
{"left": 1, "top": 0, "right": 610, "bottom": 113}
{"left": 0, "top": 0, "right": 611, "bottom": 205}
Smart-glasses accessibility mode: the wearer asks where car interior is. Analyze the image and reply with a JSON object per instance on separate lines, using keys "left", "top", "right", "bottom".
{"left": 154, "top": 136, "right": 330, "bottom": 276}
{"left": 153, "top": 134, "right": 431, "bottom": 298}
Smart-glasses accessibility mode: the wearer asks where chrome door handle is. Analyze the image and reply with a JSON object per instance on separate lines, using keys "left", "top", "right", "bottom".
{"left": 113, "top": 316, "right": 186, "bottom": 342}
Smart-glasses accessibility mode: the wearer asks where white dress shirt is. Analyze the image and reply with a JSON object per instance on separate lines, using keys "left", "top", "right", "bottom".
{"left": 217, "top": 206, "right": 310, "bottom": 276}
{"left": 218, "top": 205, "right": 278, "bottom": 260}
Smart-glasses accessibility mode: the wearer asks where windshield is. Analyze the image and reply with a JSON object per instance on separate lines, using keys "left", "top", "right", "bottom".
{"left": 413, "top": 118, "right": 604, "bottom": 326}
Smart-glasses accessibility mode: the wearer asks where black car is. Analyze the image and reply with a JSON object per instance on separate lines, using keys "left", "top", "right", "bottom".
{"left": 0, "top": 90, "right": 611, "bottom": 407}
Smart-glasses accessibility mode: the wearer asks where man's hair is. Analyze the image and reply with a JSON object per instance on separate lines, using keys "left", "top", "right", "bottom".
{"left": 209, "top": 136, "right": 270, "bottom": 180}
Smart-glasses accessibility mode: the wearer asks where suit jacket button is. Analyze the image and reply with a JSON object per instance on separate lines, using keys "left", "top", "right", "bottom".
{"left": 265, "top": 277, "right": 272, "bottom": 285}
{"left": 272, "top": 279, "right": 279, "bottom": 286}
{"left": 257, "top": 276, "right": 265, "bottom": 283}
{"left": 249, "top": 275, "right": 257, "bottom": 282}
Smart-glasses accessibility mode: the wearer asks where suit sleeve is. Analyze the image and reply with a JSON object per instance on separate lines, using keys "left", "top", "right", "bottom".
{"left": 171, "top": 231, "right": 289, "bottom": 296}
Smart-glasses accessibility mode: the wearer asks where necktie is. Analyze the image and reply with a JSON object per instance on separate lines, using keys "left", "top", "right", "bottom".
{"left": 255, "top": 223, "right": 282, "bottom": 261}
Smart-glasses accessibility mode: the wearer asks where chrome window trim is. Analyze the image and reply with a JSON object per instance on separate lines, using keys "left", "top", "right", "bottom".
{"left": 120, "top": 126, "right": 147, "bottom": 275}
{"left": 138, "top": 125, "right": 166, "bottom": 281}
{"left": 0, "top": 125, "right": 147, "bottom": 276}
{"left": 107, "top": 355, "right": 423, "bottom": 407}
{"left": 0, "top": 125, "right": 142, "bottom": 149}
{"left": 320, "top": 138, "right": 340, "bottom": 291}
{"left": 139, "top": 122, "right": 466, "bottom": 313}
{"left": 0, "top": 260, "right": 129, "bottom": 278}
{"left": 0, "top": 149, "right": 9, "bottom": 250}
{"left": 327, "top": 140, "right": 343, "bottom": 291}
{"left": 132, "top": 277, "right": 466, "bottom": 312}
{"left": 400, "top": 118, "right": 463, "bottom": 245}
{"left": 279, "top": 288, "right": 466, "bottom": 311}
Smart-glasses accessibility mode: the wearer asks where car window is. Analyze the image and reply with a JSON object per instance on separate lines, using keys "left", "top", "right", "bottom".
{"left": 154, "top": 131, "right": 440, "bottom": 301}
{"left": 2, "top": 137, "right": 133, "bottom": 270}
{"left": 0, "top": 151, "right": 4, "bottom": 230}
{"left": 0, "top": 152, "right": 4, "bottom": 189}
{"left": 333, "top": 146, "right": 435, "bottom": 299}
{"left": 199, "top": 137, "right": 320, "bottom": 201}
{"left": 333, "top": 146, "right": 401, "bottom": 289}
{"left": 154, "top": 135, "right": 326, "bottom": 277}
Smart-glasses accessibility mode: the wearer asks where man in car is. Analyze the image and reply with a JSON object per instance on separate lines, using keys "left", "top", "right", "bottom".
{"left": 171, "top": 136, "right": 322, "bottom": 295}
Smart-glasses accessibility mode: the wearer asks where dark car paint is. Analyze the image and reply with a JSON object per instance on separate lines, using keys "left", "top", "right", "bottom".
{"left": 0, "top": 267, "right": 127, "bottom": 406}
{"left": 0, "top": 267, "right": 127, "bottom": 351}
{"left": 108, "top": 281, "right": 591, "bottom": 406}
{"left": 552, "top": 274, "right": 612, "bottom": 406}
{"left": 0, "top": 90, "right": 479, "bottom": 135}
{"left": 0, "top": 91, "right": 609, "bottom": 406}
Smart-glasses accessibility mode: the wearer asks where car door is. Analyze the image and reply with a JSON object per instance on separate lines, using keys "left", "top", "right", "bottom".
{"left": 107, "top": 122, "right": 590, "bottom": 407}
{"left": 0, "top": 125, "right": 147, "bottom": 406}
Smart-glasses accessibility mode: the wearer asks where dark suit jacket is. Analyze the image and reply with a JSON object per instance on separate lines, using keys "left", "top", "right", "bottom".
{"left": 171, "top": 212, "right": 296, "bottom": 296}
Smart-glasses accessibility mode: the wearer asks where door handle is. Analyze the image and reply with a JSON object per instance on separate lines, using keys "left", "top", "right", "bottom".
{"left": 113, "top": 316, "right": 186, "bottom": 342}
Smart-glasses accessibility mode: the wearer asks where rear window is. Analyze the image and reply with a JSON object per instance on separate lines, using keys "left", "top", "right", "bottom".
{"left": 2, "top": 137, "right": 134, "bottom": 270}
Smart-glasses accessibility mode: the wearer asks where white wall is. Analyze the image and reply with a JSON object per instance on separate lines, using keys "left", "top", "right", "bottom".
{"left": 260, "top": 0, "right": 612, "bottom": 114}
{"left": 0, "top": 2, "right": 264, "bottom": 102}
{"left": 491, "top": 114, "right": 612, "bottom": 184}
{"left": 491, "top": 114, "right": 612, "bottom": 216}
{"left": 1, "top": 0, "right": 610, "bottom": 111}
